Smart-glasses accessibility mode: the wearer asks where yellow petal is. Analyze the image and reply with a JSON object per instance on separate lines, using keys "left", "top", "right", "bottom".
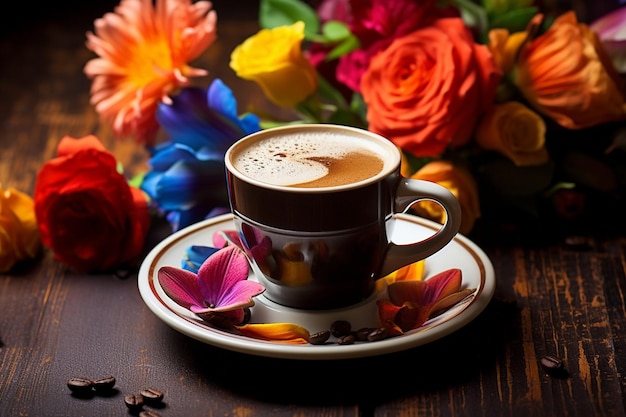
{"left": 235, "top": 323, "right": 311, "bottom": 344}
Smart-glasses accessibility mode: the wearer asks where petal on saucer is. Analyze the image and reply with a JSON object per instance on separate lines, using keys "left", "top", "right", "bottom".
{"left": 158, "top": 266, "right": 204, "bottom": 309}
{"left": 235, "top": 323, "right": 311, "bottom": 344}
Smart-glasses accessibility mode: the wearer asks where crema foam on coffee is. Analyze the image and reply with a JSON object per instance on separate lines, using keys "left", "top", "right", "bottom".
{"left": 231, "top": 132, "right": 386, "bottom": 187}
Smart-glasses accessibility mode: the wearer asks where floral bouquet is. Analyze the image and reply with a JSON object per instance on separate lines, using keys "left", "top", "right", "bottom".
{"left": 229, "top": 0, "right": 626, "bottom": 237}
{"left": 2, "top": 0, "right": 625, "bottom": 276}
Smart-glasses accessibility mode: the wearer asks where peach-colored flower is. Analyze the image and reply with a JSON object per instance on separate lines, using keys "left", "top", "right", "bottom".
{"left": 515, "top": 11, "right": 626, "bottom": 129}
{"left": 0, "top": 186, "right": 40, "bottom": 273}
{"left": 410, "top": 161, "right": 480, "bottom": 235}
{"left": 84, "top": 0, "right": 217, "bottom": 145}
{"left": 230, "top": 22, "right": 318, "bottom": 108}
{"left": 476, "top": 101, "right": 549, "bottom": 166}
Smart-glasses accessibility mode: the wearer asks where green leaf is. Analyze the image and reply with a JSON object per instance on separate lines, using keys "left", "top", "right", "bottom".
{"left": 260, "top": 0, "right": 320, "bottom": 38}
{"left": 321, "top": 21, "right": 351, "bottom": 42}
{"left": 325, "top": 34, "right": 360, "bottom": 61}
{"left": 326, "top": 108, "right": 367, "bottom": 128}
{"left": 489, "top": 7, "right": 539, "bottom": 32}
{"left": 128, "top": 172, "right": 146, "bottom": 189}
{"left": 317, "top": 75, "right": 348, "bottom": 108}
{"left": 452, "top": 0, "right": 489, "bottom": 42}
{"left": 350, "top": 93, "right": 368, "bottom": 124}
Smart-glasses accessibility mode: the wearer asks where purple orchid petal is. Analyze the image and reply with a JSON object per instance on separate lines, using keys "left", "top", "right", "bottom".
{"left": 197, "top": 246, "right": 252, "bottom": 307}
{"left": 158, "top": 266, "right": 205, "bottom": 310}
{"left": 214, "top": 280, "right": 265, "bottom": 309}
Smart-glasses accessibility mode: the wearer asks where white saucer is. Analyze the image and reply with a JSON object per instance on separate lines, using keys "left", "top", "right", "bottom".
{"left": 138, "top": 213, "right": 495, "bottom": 360}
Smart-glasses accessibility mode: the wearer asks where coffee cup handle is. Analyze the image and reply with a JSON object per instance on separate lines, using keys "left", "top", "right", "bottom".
{"left": 379, "top": 178, "right": 462, "bottom": 277}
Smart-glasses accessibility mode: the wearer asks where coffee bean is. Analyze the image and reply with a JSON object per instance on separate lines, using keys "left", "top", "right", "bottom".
{"left": 540, "top": 355, "right": 569, "bottom": 378}
{"left": 140, "top": 387, "right": 164, "bottom": 404}
{"left": 564, "top": 236, "right": 591, "bottom": 250}
{"left": 124, "top": 393, "right": 144, "bottom": 412}
{"left": 336, "top": 334, "right": 355, "bottom": 345}
{"left": 540, "top": 355, "right": 564, "bottom": 372}
{"left": 330, "top": 320, "right": 351, "bottom": 338}
{"left": 92, "top": 375, "right": 116, "bottom": 393}
{"left": 367, "top": 327, "right": 388, "bottom": 342}
{"left": 353, "top": 327, "right": 372, "bottom": 341}
{"left": 139, "top": 411, "right": 163, "bottom": 417}
{"left": 67, "top": 377, "right": 94, "bottom": 395}
{"left": 308, "top": 330, "right": 331, "bottom": 345}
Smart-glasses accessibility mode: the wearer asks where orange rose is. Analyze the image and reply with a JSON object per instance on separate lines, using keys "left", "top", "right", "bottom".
{"left": 0, "top": 186, "right": 40, "bottom": 273}
{"left": 34, "top": 135, "right": 150, "bottom": 273}
{"left": 476, "top": 101, "right": 549, "bottom": 166}
{"left": 361, "top": 17, "right": 501, "bottom": 157}
{"left": 515, "top": 12, "right": 626, "bottom": 129}
{"left": 410, "top": 161, "right": 480, "bottom": 235}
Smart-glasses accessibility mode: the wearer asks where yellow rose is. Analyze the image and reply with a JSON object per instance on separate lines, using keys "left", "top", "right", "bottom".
{"left": 410, "top": 161, "right": 480, "bottom": 235}
{"left": 0, "top": 186, "right": 40, "bottom": 273}
{"left": 230, "top": 21, "right": 318, "bottom": 108}
{"left": 488, "top": 29, "right": 528, "bottom": 74}
{"left": 476, "top": 101, "right": 549, "bottom": 166}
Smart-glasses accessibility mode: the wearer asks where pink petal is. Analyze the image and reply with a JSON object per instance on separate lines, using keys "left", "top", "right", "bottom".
{"left": 158, "top": 266, "right": 204, "bottom": 309}
{"left": 423, "top": 268, "right": 463, "bottom": 302}
{"left": 212, "top": 230, "right": 243, "bottom": 248}
{"left": 197, "top": 246, "right": 251, "bottom": 306}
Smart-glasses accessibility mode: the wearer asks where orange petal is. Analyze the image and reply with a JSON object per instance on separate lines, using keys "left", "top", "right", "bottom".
{"left": 376, "top": 299, "right": 405, "bottom": 336}
{"left": 383, "top": 260, "right": 425, "bottom": 284}
{"left": 395, "top": 304, "right": 430, "bottom": 331}
{"left": 235, "top": 323, "right": 310, "bottom": 344}
{"left": 387, "top": 280, "right": 428, "bottom": 306}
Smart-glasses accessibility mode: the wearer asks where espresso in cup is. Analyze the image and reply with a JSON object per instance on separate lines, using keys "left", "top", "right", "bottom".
{"left": 230, "top": 131, "right": 386, "bottom": 188}
{"left": 225, "top": 124, "right": 461, "bottom": 310}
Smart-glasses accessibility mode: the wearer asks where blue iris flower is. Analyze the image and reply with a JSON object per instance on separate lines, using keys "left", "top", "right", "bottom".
{"left": 141, "top": 79, "right": 261, "bottom": 231}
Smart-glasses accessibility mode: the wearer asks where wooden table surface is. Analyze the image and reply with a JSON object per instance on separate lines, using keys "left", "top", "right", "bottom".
{"left": 2, "top": 2, "right": 626, "bottom": 416}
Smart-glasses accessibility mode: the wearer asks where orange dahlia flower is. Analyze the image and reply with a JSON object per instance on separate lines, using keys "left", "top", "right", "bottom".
{"left": 84, "top": 0, "right": 217, "bottom": 145}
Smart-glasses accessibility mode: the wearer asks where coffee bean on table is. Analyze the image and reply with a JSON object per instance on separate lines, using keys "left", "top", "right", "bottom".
{"left": 540, "top": 355, "right": 564, "bottom": 372}
{"left": 140, "top": 387, "right": 164, "bottom": 404}
{"left": 564, "top": 235, "right": 591, "bottom": 250}
{"left": 92, "top": 375, "right": 116, "bottom": 393}
{"left": 67, "top": 377, "right": 94, "bottom": 395}
{"left": 330, "top": 320, "right": 351, "bottom": 338}
{"left": 540, "top": 355, "right": 569, "bottom": 378}
{"left": 124, "top": 393, "right": 144, "bottom": 412}
{"left": 308, "top": 330, "right": 331, "bottom": 345}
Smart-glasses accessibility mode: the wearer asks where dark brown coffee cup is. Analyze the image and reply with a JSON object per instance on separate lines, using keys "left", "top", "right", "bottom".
{"left": 225, "top": 124, "right": 461, "bottom": 309}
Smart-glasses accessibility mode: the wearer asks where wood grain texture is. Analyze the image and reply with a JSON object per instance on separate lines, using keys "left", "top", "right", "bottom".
{"left": 1, "top": 1, "right": 626, "bottom": 416}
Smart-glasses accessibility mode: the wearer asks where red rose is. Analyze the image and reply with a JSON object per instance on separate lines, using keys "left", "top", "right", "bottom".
{"left": 361, "top": 17, "right": 501, "bottom": 157}
{"left": 34, "top": 135, "right": 150, "bottom": 272}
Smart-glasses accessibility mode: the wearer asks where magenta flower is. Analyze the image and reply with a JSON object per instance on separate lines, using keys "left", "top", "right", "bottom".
{"left": 590, "top": 6, "right": 626, "bottom": 73}
{"left": 158, "top": 245, "right": 265, "bottom": 328}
